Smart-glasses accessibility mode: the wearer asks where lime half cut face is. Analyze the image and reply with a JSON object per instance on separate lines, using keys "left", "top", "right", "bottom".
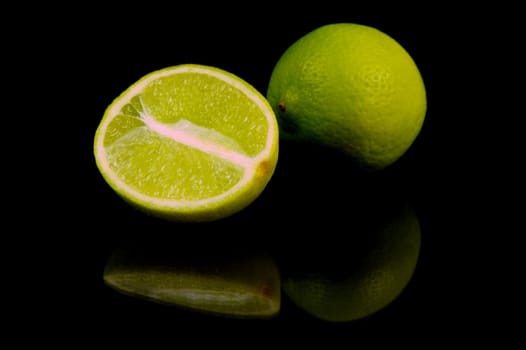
{"left": 94, "top": 64, "right": 279, "bottom": 222}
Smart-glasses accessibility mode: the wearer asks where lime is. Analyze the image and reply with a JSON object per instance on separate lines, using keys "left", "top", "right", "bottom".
{"left": 103, "top": 240, "right": 281, "bottom": 319}
{"left": 94, "top": 64, "right": 279, "bottom": 222}
{"left": 267, "top": 23, "right": 426, "bottom": 170}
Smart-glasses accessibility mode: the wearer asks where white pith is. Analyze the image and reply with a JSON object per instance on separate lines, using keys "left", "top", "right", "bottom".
{"left": 141, "top": 114, "right": 254, "bottom": 168}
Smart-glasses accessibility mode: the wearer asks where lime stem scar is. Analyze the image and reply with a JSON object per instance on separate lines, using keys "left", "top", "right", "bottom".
{"left": 277, "top": 102, "right": 286, "bottom": 112}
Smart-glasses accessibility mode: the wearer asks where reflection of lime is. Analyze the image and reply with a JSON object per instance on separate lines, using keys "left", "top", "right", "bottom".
{"left": 94, "top": 64, "right": 279, "bottom": 222}
{"left": 267, "top": 23, "right": 426, "bottom": 170}
{"left": 282, "top": 204, "right": 421, "bottom": 322}
{"left": 103, "top": 243, "right": 280, "bottom": 319}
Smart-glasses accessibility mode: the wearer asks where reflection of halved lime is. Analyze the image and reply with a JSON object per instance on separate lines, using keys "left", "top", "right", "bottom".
{"left": 94, "top": 64, "right": 279, "bottom": 222}
{"left": 281, "top": 204, "right": 421, "bottom": 322}
{"left": 103, "top": 242, "right": 280, "bottom": 319}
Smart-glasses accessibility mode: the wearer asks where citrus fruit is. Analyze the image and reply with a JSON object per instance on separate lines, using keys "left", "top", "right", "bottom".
{"left": 281, "top": 202, "right": 421, "bottom": 322}
{"left": 103, "top": 239, "right": 281, "bottom": 319}
{"left": 94, "top": 64, "right": 279, "bottom": 222}
{"left": 267, "top": 23, "right": 426, "bottom": 170}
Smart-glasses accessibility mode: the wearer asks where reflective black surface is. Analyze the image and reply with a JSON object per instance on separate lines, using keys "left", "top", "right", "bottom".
{"left": 34, "top": 5, "right": 503, "bottom": 346}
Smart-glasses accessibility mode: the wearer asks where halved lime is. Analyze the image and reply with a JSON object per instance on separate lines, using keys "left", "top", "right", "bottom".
{"left": 94, "top": 64, "right": 279, "bottom": 222}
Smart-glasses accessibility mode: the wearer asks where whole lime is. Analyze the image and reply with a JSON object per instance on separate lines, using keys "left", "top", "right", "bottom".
{"left": 267, "top": 23, "right": 426, "bottom": 170}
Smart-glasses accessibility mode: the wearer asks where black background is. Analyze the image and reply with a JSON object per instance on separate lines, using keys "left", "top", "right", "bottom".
{"left": 18, "top": 3, "right": 513, "bottom": 346}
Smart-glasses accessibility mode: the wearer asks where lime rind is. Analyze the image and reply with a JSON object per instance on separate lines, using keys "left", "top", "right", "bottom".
{"left": 266, "top": 23, "right": 426, "bottom": 171}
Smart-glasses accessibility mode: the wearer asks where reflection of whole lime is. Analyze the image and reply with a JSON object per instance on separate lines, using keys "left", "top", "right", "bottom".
{"left": 267, "top": 23, "right": 426, "bottom": 170}
{"left": 281, "top": 204, "right": 421, "bottom": 322}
